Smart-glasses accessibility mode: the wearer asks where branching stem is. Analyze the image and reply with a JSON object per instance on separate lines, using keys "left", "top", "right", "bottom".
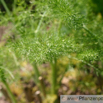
{"left": 35, "top": 11, "right": 46, "bottom": 34}
{"left": 3, "top": 81, "right": 17, "bottom": 103}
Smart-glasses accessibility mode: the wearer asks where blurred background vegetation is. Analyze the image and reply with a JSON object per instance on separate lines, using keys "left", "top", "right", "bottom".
{"left": 0, "top": 0, "right": 103, "bottom": 103}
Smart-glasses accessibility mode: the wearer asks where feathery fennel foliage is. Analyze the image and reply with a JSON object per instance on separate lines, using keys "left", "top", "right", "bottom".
{"left": 0, "top": 0, "right": 103, "bottom": 102}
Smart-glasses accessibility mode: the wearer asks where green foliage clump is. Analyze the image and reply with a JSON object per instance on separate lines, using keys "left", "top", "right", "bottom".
{"left": 0, "top": 0, "right": 103, "bottom": 102}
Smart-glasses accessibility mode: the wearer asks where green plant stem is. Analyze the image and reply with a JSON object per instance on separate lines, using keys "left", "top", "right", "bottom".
{"left": 3, "top": 81, "right": 17, "bottom": 103}
{"left": 33, "top": 63, "right": 46, "bottom": 97}
{"left": 13, "top": 0, "right": 17, "bottom": 13}
{"left": 1, "top": 0, "right": 11, "bottom": 15}
{"left": 39, "top": 76, "right": 46, "bottom": 97}
{"left": 35, "top": 11, "right": 46, "bottom": 34}
{"left": 33, "top": 63, "right": 40, "bottom": 83}
{"left": 51, "top": 59, "right": 57, "bottom": 94}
